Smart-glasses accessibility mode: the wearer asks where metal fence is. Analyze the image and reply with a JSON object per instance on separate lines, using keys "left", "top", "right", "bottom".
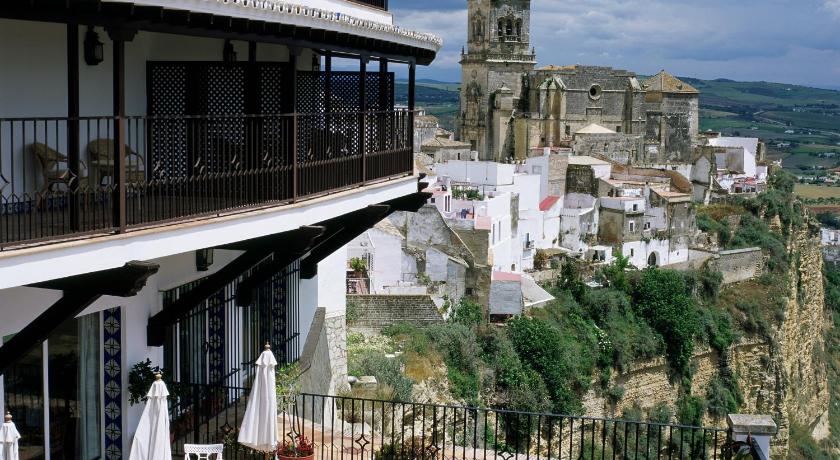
{"left": 0, "top": 109, "right": 412, "bottom": 249}
{"left": 166, "top": 390, "right": 735, "bottom": 460}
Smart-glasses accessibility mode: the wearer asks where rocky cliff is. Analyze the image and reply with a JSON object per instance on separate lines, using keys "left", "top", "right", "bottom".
{"left": 581, "top": 223, "right": 830, "bottom": 457}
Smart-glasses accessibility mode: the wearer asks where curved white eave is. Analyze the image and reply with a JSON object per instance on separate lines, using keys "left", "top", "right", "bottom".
{"left": 102, "top": 0, "right": 443, "bottom": 53}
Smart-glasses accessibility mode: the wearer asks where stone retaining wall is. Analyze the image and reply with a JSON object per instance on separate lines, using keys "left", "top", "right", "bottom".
{"left": 348, "top": 294, "right": 443, "bottom": 334}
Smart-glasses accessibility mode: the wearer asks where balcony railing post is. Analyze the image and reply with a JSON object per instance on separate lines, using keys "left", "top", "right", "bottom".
{"left": 108, "top": 27, "right": 134, "bottom": 233}
{"left": 293, "top": 113, "right": 298, "bottom": 202}
{"left": 67, "top": 23, "right": 81, "bottom": 232}
{"left": 359, "top": 55, "right": 368, "bottom": 185}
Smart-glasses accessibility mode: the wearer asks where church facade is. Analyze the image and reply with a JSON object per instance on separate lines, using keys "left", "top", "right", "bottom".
{"left": 457, "top": 0, "right": 700, "bottom": 165}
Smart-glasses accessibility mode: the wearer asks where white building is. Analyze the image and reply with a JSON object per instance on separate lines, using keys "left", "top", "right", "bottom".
{"left": 0, "top": 1, "right": 440, "bottom": 458}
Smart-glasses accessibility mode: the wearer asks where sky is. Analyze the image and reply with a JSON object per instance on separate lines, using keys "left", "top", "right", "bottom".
{"left": 388, "top": 0, "right": 840, "bottom": 90}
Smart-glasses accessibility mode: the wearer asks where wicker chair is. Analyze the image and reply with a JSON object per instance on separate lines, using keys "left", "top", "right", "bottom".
{"left": 28, "top": 142, "right": 88, "bottom": 196}
{"left": 183, "top": 443, "right": 224, "bottom": 460}
{"left": 86, "top": 139, "right": 146, "bottom": 186}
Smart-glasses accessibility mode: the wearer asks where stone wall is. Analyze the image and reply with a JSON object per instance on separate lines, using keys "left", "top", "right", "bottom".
{"left": 709, "top": 247, "right": 763, "bottom": 284}
{"left": 299, "top": 308, "right": 349, "bottom": 397}
{"left": 572, "top": 133, "right": 642, "bottom": 165}
{"left": 348, "top": 295, "right": 443, "bottom": 334}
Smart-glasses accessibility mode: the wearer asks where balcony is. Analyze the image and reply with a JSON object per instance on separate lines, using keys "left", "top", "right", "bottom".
{"left": 168, "top": 390, "right": 746, "bottom": 460}
{"left": 0, "top": 110, "right": 412, "bottom": 250}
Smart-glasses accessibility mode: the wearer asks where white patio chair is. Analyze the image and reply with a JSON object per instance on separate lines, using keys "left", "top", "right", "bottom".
{"left": 184, "top": 443, "right": 224, "bottom": 460}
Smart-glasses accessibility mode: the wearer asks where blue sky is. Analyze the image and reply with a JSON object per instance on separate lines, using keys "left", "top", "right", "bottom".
{"left": 389, "top": 0, "right": 840, "bottom": 89}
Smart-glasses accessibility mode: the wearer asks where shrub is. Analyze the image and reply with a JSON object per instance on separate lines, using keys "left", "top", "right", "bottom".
{"left": 347, "top": 350, "right": 413, "bottom": 401}
{"left": 606, "top": 385, "right": 625, "bottom": 406}
{"left": 697, "top": 307, "right": 737, "bottom": 353}
{"left": 449, "top": 298, "right": 485, "bottom": 327}
{"left": 633, "top": 269, "right": 700, "bottom": 377}
{"left": 682, "top": 267, "right": 723, "bottom": 301}
{"left": 425, "top": 323, "right": 484, "bottom": 404}
{"left": 705, "top": 375, "right": 743, "bottom": 419}
{"left": 506, "top": 315, "right": 596, "bottom": 414}
{"left": 676, "top": 395, "right": 707, "bottom": 426}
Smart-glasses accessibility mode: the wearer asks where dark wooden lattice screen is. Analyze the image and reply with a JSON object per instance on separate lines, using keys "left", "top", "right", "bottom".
{"left": 147, "top": 62, "right": 286, "bottom": 179}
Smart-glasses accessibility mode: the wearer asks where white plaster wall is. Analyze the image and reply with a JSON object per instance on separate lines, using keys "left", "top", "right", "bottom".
{"left": 0, "top": 177, "right": 417, "bottom": 290}
{"left": 300, "top": 246, "right": 348, "bottom": 340}
{"left": 622, "top": 239, "right": 673, "bottom": 269}
{"left": 426, "top": 247, "right": 449, "bottom": 282}
{"left": 522, "top": 155, "right": 550, "bottom": 200}
{"left": 436, "top": 161, "right": 516, "bottom": 187}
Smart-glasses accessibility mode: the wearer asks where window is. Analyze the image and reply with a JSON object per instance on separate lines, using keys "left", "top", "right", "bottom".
{"left": 629, "top": 221, "right": 636, "bottom": 232}
{"left": 470, "top": 140, "right": 477, "bottom": 151}
{"left": 630, "top": 248, "right": 635, "bottom": 257}
{"left": 644, "top": 222, "right": 651, "bottom": 230}
{"left": 616, "top": 126, "right": 622, "bottom": 133}
{"left": 632, "top": 203, "right": 638, "bottom": 212}
{"left": 430, "top": 197, "right": 436, "bottom": 204}
{"left": 588, "top": 84, "right": 602, "bottom": 100}
{"left": 565, "top": 125, "right": 571, "bottom": 136}
{"left": 445, "top": 196, "right": 451, "bottom": 212}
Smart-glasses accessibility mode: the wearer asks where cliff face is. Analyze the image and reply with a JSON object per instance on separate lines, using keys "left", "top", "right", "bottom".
{"left": 581, "top": 224, "right": 830, "bottom": 457}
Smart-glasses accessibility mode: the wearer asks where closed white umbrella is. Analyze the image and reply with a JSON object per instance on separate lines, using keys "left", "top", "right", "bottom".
{"left": 238, "top": 343, "right": 278, "bottom": 455}
{"left": 129, "top": 373, "right": 172, "bottom": 460}
{"left": 1, "top": 412, "right": 21, "bottom": 460}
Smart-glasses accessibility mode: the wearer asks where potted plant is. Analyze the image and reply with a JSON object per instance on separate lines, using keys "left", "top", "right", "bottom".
{"left": 275, "top": 436, "right": 314, "bottom": 460}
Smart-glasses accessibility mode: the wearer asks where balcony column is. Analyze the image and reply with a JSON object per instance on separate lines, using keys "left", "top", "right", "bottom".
{"left": 408, "top": 59, "right": 416, "bottom": 168}
{"left": 107, "top": 28, "right": 135, "bottom": 232}
{"left": 67, "top": 23, "right": 81, "bottom": 231}
{"left": 378, "top": 58, "right": 389, "bottom": 152}
{"left": 286, "top": 47, "right": 300, "bottom": 200}
{"left": 359, "top": 55, "right": 368, "bottom": 184}
{"left": 324, "top": 52, "right": 332, "bottom": 114}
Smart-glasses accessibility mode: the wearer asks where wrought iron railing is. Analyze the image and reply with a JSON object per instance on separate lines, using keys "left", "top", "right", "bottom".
{"left": 167, "top": 390, "right": 734, "bottom": 460}
{"left": 0, "top": 109, "right": 413, "bottom": 249}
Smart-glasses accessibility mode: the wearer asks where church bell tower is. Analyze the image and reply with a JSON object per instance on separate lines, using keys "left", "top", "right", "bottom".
{"left": 458, "top": 0, "right": 536, "bottom": 161}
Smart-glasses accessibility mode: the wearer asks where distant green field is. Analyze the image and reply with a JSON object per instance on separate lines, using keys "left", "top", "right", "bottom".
{"left": 795, "top": 184, "right": 840, "bottom": 199}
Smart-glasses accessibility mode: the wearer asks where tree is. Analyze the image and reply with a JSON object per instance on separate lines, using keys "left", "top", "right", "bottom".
{"left": 633, "top": 269, "right": 699, "bottom": 376}
{"left": 600, "top": 254, "right": 632, "bottom": 293}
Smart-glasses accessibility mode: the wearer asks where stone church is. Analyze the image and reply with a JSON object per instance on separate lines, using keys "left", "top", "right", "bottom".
{"left": 457, "top": 0, "right": 700, "bottom": 165}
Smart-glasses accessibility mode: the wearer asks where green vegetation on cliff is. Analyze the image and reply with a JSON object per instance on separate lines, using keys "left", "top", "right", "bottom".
{"left": 348, "top": 171, "right": 814, "bottom": 437}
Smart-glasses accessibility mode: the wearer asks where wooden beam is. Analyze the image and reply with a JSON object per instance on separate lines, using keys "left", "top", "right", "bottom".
{"left": 146, "top": 250, "right": 270, "bottom": 346}
{"left": 234, "top": 227, "right": 323, "bottom": 307}
{"left": 29, "top": 261, "right": 159, "bottom": 297}
{"left": 300, "top": 205, "right": 390, "bottom": 279}
{"left": 0, "top": 292, "right": 100, "bottom": 376}
{"left": 3, "top": 261, "right": 160, "bottom": 376}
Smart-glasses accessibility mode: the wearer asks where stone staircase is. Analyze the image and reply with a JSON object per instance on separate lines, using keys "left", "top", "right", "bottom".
{"left": 348, "top": 295, "right": 443, "bottom": 333}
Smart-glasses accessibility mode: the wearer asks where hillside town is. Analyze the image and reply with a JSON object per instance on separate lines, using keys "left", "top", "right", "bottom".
{"left": 347, "top": 0, "right": 774, "bottom": 320}
{"left": 0, "top": 1, "right": 834, "bottom": 460}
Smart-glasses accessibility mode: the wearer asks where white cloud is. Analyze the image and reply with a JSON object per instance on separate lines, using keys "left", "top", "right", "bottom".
{"left": 389, "top": 0, "right": 840, "bottom": 88}
{"left": 826, "top": 0, "right": 840, "bottom": 18}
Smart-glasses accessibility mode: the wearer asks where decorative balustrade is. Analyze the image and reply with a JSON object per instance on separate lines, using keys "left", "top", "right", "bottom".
{"left": 0, "top": 109, "right": 413, "bottom": 249}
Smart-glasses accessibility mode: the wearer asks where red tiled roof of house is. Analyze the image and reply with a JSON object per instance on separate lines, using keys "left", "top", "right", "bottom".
{"left": 539, "top": 195, "right": 561, "bottom": 211}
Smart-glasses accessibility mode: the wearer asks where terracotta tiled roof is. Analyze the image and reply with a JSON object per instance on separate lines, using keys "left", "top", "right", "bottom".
{"left": 539, "top": 195, "right": 561, "bottom": 211}
{"left": 643, "top": 71, "right": 699, "bottom": 94}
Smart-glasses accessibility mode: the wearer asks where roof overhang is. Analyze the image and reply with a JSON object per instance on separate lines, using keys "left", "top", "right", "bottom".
{"left": 0, "top": 0, "right": 440, "bottom": 65}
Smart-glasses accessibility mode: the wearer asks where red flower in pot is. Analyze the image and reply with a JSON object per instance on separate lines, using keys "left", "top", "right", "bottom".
{"left": 276, "top": 436, "right": 315, "bottom": 460}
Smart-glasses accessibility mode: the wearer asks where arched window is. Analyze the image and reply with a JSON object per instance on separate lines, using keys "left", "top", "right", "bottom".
{"left": 515, "top": 20, "right": 522, "bottom": 41}
{"left": 498, "top": 20, "right": 504, "bottom": 39}
{"left": 506, "top": 19, "right": 513, "bottom": 37}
